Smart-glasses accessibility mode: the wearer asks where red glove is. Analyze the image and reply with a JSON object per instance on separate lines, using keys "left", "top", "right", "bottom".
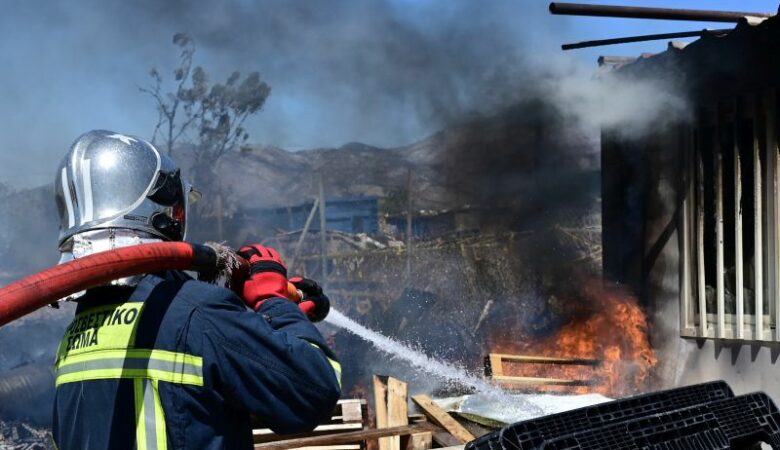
{"left": 237, "top": 244, "right": 291, "bottom": 311}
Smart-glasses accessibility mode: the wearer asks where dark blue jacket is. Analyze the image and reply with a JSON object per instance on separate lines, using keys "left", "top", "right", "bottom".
{"left": 52, "top": 271, "right": 341, "bottom": 450}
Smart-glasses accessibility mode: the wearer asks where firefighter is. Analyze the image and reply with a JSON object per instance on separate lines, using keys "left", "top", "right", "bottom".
{"left": 52, "top": 130, "right": 341, "bottom": 450}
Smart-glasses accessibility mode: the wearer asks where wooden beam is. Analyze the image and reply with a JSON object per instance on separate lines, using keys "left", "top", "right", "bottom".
{"left": 253, "top": 424, "right": 438, "bottom": 450}
{"left": 387, "top": 378, "right": 409, "bottom": 450}
{"left": 374, "top": 376, "right": 390, "bottom": 450}
{"left": 492, "top": 375, "right": 592, "bottom": 386}
{"left": 294, "top": 446, "right": 360, "bottom": 450}
{"left": 487, "top": 354, "right": 504, "bottom": 377}
{"left": 339, "top": 402, "right": 363, "bottom": 424}
{"left": 254, "top": 423, "right": 364, "bottom": 437}
{"left": 489, "top": 353, "right": 600, "bottom": 366}
{"left": 405, "top": 432, "right": 432, "bottom": 450}
{"left": 411, "top": 395, "right": 475, "bottom": 444}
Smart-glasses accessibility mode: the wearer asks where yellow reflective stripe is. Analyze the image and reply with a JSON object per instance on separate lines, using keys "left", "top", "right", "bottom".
{"left": 56, "top": 369, "right": 203, "bottom": 386}
{"left": 134, "top": 379, "right": 147, "bottom": 450}
{"left": 151, "top": 380, "right": 167, "bottom": 450}
{"left": 134, "top": 379, "right": 167, "bottom": 450}
{"left": 55, "top": 349, "right": 203, "bottom": 387}
{"left": 57, "top": 349, "right": 202, "bottom": 368}
{"left": 308, "top": 342, "right": 342, "bottom": 388}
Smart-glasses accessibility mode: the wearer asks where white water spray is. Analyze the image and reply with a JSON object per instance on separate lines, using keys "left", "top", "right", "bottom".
{"left": 325, "top": 308, "right": 544, "bottom": 419}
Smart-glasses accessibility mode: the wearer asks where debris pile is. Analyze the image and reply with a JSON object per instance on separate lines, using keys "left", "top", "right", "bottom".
{"left": 0, "top": 420, "right": 53, "bottom": 450}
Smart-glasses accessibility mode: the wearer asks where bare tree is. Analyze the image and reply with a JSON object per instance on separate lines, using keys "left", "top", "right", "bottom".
{"left": 140, "top": 33, "right": 270, "bottom": 166}
{"left": 196, "top": 71, "right": 270, "bottom": 165}
{"left": 139, "top": 33, "right": 206, "bottom": 158}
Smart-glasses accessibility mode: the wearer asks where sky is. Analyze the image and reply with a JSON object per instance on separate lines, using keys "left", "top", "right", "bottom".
{"left": 0, "top": 0, "right": 777, "bottom": 187}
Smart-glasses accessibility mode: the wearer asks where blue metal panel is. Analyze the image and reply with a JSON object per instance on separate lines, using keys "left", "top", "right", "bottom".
{"left": 246, "top": 197, "right": 380, "bottom": 235}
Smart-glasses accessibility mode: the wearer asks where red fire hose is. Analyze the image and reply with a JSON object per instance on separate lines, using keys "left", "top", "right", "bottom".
{"left": 0, "top": 242, "right": 301, "bottom": 328}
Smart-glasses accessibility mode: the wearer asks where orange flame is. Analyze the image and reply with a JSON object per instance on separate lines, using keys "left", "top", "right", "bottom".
{"left": 490, "top": 279, "right": 657, "bottom": 397}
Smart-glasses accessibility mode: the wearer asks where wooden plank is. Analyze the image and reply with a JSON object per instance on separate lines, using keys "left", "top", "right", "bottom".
{"left": 487, "top": 354, "right": 504, "bottom": 377}
{"left": 254, "top": 424, "right": 366, "bottom": 444}
{"left": 411, "top": 395, "right": 475, "bottom": 444}
{"left": 387, "top": 377, "right": 409, "bottom": 450}
{"left": 339, "top": 402, "right": 363, "bottom": 423}
{"left": 374, "top": 376, "right": 390, "bottom": 450}
{"left": 337, "top": 399, "right": 367, "bottom": 405}
{"left": 254, "top": 399, "right": 367, "bottom": 440}
{"left": 254, "top": 424, "right": 364, "bottom": 436}
{"left": 490, "top": 353, "right": 600, "bottom": 366}
{"left": 735, "top": 98, "right": 745, "bottom": 339}
{"left": 254, "top": 423, "right": 438, "bottom": 450}
{"left": 292, "top": 446, "right": 360, "bottom": 450}
{"left": 405, "top": 432, "right": 432, "bottom": 450}
{"left": 492, "top": 375, "right": 592, "bottom": 386}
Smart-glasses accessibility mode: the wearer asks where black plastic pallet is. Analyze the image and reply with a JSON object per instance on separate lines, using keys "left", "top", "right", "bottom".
{"left": 540, "top": 392, "right": 780, "bottom": 449}
{"left": 466, "top": 381, "right": 734, "bottom": 450}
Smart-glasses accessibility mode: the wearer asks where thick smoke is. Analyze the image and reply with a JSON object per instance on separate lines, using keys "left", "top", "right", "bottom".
{"left": 0, "top": 0, "right": 693, "bottom": 429}
{"left": 0, "top": 0, "right": 687, "bottom": 188}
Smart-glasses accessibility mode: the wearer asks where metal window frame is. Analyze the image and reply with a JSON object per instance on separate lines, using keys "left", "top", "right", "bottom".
{"left": 681, "top": 90, "right": 779, "bottom": 341}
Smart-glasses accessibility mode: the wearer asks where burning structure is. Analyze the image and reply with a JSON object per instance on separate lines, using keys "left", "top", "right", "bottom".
{"left": 600, "top": 11, "right": 780, "bottom": 398}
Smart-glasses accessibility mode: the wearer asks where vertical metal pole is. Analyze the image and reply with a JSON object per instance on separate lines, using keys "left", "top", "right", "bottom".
{"left": 755, "top": 96, "right": 765, "bottom": 340}
{"left": 289, "top": 198, "right": 320, "bottom": 271}
{"left": 216, "top": 193, "right": 224, "bottom": 242}
{"left": 319, "top": 175, "right": 328, "bottom": 289}
{"left": 681, "top": 125, "right": 693, "bottom": 334}
{"left": 734, "top": 99, "right": 745, "bottom": 339}
{"left": 715, "top": 108, "right": 726, "bottom": 339}
{"left": 697, "top": 126, "right": 708, "bottom": 338}
{"left": 766, "top": 89, "right": 780, "bottom": 341}
{"left": 764, "top": 90, "right": 777, "bottom": 340}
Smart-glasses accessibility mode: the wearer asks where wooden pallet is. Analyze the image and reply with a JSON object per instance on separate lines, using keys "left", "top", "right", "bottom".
{"left": 253, "top": 375, "right": 474, "bottom": 450}
{"left": 254, "top": 399, "right": 368, "bottom": 448}
{"left": 484, "top": 353, "right": 601, "bottom": 387}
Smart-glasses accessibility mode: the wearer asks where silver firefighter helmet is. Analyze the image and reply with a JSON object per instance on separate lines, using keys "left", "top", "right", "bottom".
{"left": 54, "top": 130, "right": 199, "bottom": 249}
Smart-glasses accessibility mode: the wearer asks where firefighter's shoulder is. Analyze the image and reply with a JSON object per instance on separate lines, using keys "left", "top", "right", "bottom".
{"left": 176, "top": 276, "right": 246, "bottom": 311}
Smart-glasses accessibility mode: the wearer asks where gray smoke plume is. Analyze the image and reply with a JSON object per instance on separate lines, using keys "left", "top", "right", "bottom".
{"left": 0, "top": 0, "right": 693, "bottom": 428}
{"left": 0, "top": 0, "right": 688, "bottom": 188}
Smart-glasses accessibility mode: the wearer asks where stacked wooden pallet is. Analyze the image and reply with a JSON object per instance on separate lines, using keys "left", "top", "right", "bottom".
{"left": 253, "top": 399, "right": 368, "bottom": 449}
{"left": 252, "top": 376, "right": 477, "bottom": 450}
{"left": 484, "top": 353, "right": 600, "bottom": 388}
